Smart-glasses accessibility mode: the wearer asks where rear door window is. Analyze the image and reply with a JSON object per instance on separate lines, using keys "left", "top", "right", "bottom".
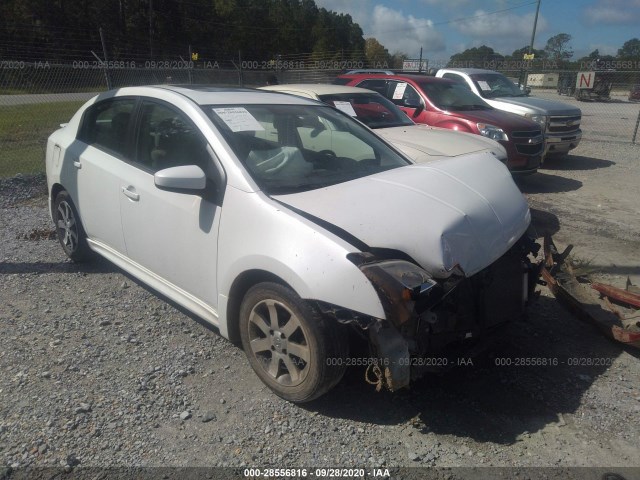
{"left": 386, "top": 81, "right": 422, "bottom": 107}
{"left": 355, "top": 79, "right": 389, "bottom": 97}
{"left": 78, "top": 98, "right": 136, "bottom": 157}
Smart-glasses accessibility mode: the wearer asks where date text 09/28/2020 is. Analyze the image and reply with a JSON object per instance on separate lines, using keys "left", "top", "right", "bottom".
{"left": 322, "top": 357, "right": 616, "bottom": 368}
{"left": 243, "top": 467, "right": 393, "bottom": 478}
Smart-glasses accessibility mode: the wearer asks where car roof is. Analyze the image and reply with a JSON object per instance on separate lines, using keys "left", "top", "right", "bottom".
{"left": 108, "top": 85, "right": 320, "bottom": 106}
{"left": 345, "top": 69, "right": 395, "bottom": 74}
{"left": 338, "top": 73, "right": 453, "bottom": 84}
{"left": 440, "top": 68, "right": 503, "bottom": 75}
{"left": 261, "top": 84, "right": 376, "bottom": 96}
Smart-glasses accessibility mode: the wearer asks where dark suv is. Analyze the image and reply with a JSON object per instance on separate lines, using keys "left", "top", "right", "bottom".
{"left": 336, "top": 74, "right": 544, "bottom": 174}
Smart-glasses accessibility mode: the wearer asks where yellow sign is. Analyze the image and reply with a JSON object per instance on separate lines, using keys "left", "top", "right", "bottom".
{"left": 523, "top": 53, "right": 535, "bottom": 60}
{"left": 191, "top": 52, "right": 199, "bottom": 61}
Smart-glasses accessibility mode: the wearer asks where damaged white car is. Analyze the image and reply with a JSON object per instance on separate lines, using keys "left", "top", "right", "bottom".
{"left": 46, "top": 86, "right": 540, "bottom": 403}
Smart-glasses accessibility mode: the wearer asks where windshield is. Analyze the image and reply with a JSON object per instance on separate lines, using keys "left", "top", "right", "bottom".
{"left": 206, "top": 104, "right": 410, "bottom": 194}
{"left": 318, "top": 92, "right": 414, "bottom": 129}
{"left": 470, "top": 73, "right": 526, "bottom": 98}
{"left": 419, "top": 82, "right": 493, "bottom": 111}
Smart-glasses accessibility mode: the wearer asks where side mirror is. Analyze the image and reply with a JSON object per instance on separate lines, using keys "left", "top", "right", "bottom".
{"left": 403, "top": 98, "right": 422, "bottom": 109}
{"left": 154, "top": 165, "right": 206, "bottom": 192}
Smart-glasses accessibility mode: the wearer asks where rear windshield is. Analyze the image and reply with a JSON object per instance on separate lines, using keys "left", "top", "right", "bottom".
{"left": 318, "top": 92, "right": 414, "bottom": 129}
{"left": 418, "top": 82, "right": 493, "bottom": 111}
{"left": 332, "top": 77, "right": 352, "bottom": 85}
{"left": 469, "top": 73, "right": 526, "bottom": 98}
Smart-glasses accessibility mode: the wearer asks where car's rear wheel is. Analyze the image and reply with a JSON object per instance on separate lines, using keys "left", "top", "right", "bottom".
{"left": 53, "top": 191, "right": 92, "bottom": 262}
{"left": 239, "top": 282, "right": 348, "bottom": 403}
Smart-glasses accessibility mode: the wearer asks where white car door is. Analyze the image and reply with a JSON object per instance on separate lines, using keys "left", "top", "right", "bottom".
{"left": 118, "top": 100, "right": 222, "bottom": 312}
{"left": 66, "top": 97, "right": 137, "bottom": 254}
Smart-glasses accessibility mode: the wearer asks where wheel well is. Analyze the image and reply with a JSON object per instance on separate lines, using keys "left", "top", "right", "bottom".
{"left": 226, "top": 270, "right": 293, "bottom": 344}
{"left": 50, "top": 183, "right": 65, "bottom": 212}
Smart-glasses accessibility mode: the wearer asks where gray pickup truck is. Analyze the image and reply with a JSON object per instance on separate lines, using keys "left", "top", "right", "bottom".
{"left": 436, "top": 68, "right": 582, "bottom": 158}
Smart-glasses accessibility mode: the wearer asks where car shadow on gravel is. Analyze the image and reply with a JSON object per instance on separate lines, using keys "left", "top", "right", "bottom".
{"left": 584, "top": 263, "right": 640, "bottom": 277}
{"left": 529, "top": 208, "right": 561, "bottom": 237}
{"left": 308, "top": 295, "right": 628, "bottom": 445}
{"left": 543, "top": 154, "right": 615, "bottom": 171}
{"left": 515, "top": 173, "right": 582, "bottom": 194}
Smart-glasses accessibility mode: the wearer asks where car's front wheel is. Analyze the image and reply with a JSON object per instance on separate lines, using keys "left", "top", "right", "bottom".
{"left": 239, "top": 282, "right": 348, "bottom": 403}
{"left": 53, "top": 190, "right": 92, "bottom": 262}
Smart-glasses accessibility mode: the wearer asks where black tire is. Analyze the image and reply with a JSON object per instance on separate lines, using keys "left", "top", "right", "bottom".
{"left": 53, "top": 191, "right": 93, "bottom": 262}
{"left": 239, "top": 282, "right": 348, "bottom": 403}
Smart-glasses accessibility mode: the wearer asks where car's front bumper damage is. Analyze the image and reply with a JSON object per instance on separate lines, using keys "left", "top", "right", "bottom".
{"left": 312, "top": 234, "right": 543, "bottom": 392}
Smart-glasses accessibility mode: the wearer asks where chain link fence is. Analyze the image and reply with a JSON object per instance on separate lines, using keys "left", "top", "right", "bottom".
{"left": 1, "top": 60, "right": 640, "bottom": 178}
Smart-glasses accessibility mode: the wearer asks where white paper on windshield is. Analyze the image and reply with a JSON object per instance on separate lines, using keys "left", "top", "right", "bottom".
{"left": 213, "top": 107, "right": 264, "bottom": 132}
{"left": 333, "top": 101, "right": 357, "bottom": 117}
{"left": 477, "top": 80, "right": 491, "bottom": 91}
{"left": 392, "top": 82, "right": 408, "bottom": 99}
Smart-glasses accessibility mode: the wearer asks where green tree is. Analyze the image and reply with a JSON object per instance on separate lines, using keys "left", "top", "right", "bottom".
{"left": 617, "top": 38, "right": 640, "bottom": 59}
{"left": 390, "top": 51, "right": 408, "bottom": 69}
{"left": 364, "top": 37, "right": 390, "bottom": 65}
{"left": 575, "top": 49, "right": 615, "bottom": 68}
{"left": 544, "top": 33, "right": 573, "bottom": 61}
{"left": 509, "top": 45, "right": 546, "bottom": 60}
{"left": 448, "top": 45, "right": 503, "bottom": 67}
{"left": 0, "top": 0, "right": 369, "bottom": 62}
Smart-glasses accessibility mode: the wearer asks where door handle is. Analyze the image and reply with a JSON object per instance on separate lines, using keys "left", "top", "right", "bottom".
{"left": 122, "top": 186, "right": 140, "bottom": 201}
{"left": 73, "top": 159, "right": 82, "bottom": 169}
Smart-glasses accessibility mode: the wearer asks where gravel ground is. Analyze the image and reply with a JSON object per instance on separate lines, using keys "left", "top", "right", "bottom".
{"left": 1, "top": 142, "right": 640, "bottom": 477}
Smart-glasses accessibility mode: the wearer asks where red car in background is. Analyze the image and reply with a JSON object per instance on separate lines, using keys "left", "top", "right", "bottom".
{"left": 335, "top": 74, "right": 544, "bottom": 174}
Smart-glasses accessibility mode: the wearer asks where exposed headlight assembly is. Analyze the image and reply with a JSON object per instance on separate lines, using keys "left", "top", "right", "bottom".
{"left": 347, "top": 254, "right": 441, "bottom": 326}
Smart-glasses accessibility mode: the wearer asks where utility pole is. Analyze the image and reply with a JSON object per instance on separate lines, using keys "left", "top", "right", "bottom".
{"left": 149, "top": 0, "right": 154, "bottom": 59}
{"left": 523, "top": 0, "right": 541, "bottom": 88}
{"left": 99, "top": 27, "right": 112, "bottom": 90}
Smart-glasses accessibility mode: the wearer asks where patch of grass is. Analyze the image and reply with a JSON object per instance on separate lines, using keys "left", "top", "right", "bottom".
{"left": 0, "top": 100, "right": 85, "bottom": 178}
{"left": 0, "top": 86, "right": 105, "bottom": 95}
{"left": 567, "top": 254, "right": 599, "bottom": 280}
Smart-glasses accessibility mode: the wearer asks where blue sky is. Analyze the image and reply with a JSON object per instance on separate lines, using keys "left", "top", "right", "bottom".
{"left": 314, "top": 0, "right": 640, "bottom": 65}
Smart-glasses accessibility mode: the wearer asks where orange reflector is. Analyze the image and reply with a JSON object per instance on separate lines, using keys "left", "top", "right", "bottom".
{"left": 402, "top": 288, "right": 413, "bottom": 301}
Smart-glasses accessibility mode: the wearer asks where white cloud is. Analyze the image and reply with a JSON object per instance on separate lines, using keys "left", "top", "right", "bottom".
{"left": 452, "top": 9, "right": 548, "bottom": 55}
{"left": 314, "top": 0, "right": 446, "bottom": 57}
{"left": 369, "top": 5, "right": 445, "bottom": 55}
{"left": 584, "top": 0, "right": 640, "bottom": 25}
{"left": 420, "top": 0, "right": 471, "bottom": 6}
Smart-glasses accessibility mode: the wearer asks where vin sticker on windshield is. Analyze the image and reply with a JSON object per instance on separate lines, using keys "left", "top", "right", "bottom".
{"left": 392, "top": 82, "right": 408, "bottom": 99}
{"left": 333, "top": 101, "right": 357, "bottom": 117}
{"left": 213, "top": 107, "right": 265, "bottom": 132}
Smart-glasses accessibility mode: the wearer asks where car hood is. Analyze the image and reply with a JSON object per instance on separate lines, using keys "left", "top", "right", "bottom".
{"left": 376, "top": 125, "right": 506, "bottom": 162}
{"left": 447, "top": 108, "right": 538, "bottom": 131}
{"left": 492, "top": 96, "right": 580, "bottom": 116}
{"left": 273, "top": 153, "right": 530, "bottom": 278}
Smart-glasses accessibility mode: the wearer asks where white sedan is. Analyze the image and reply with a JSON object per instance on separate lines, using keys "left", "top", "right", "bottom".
{"left": 260, "top": 84, "right": 508, "bottom": 165}
{"left": 47, "top": 85, "right": 538, "bottom": 402}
